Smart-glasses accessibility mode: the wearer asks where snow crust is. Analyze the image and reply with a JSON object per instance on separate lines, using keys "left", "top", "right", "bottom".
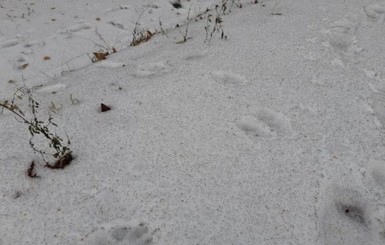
{"left": 1, "top": 0, "right": 385, "bottom": 244}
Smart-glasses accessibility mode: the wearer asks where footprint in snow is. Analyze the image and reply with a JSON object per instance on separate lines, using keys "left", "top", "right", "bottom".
{"left": 364, "top": 158, "right": 385, "bottom": 203}
{"left": 12, "top": 55, "right": 29, "bottom": 71}
{"left": 366, "top": 158, "right": 385, "bottom": 190}
{"left": 131, "top": 61, "right": 170, "bottom": 78}
{"left": 0, "top": 38, "right": 19, "bottom": 49}
{"left": 364, "top": 3, "right": 385, "bottom": 22}
{"left": 318, "top": 184, "right": 385, "bottom": 245}
{"left": 370, "top": 92, "right": 385, "bottom": 129}
{"left": 95, "top": 60, "right": 125, "bottom": 69}
{"left": 59, "top": 20, "right": 92, "bottom": 34}
{"left": 107, "top": 21, "right": 127, "bottom": 30}
{"left": 237, "top": 108, "right": 292, "bottom": 138}
{"left": 79, "top": 223, "right": 153, "bottom": 245}
{"left": 326, "top": 15, "right": 362, "bottom": 56}
{"left": 318, "top": 185, "right": 372, "bottom": 245}
{"left": 183, "top": 50, "right": 208, "bottom": 61}
{"left": 34, "top": 83, "right": 67, "bottom": 94}
{"left": 211, "top": 70, "right": 247, "bottom": 87}
{"left": 143, "top": 3, "right": 159, "bottom": 9}
{"left": 104, "top": 5, "right": 131, "bottom": 13}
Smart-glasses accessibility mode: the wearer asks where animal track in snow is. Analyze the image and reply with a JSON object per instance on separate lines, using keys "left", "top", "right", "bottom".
{"left": 326, "top": 15, "right": 362, "bottom": 56}
{"left": 367, "top": 158, "right": 385, "bottom": 190}
{"left": 107, "top": 21, "right": 127, "bottom": 30}
{"left": 143, "top": 3, "right": 159, "bottom": 9}
{"left": 131, "top": 61, "right": 170, "bottom": 78}
{"left": 79, "top": 222, "right": 153, "bottom": 245}
{"left": 183, "top": 50, "right": 208, "bottom": 61}
{"left": 211, "top": 70, "right": 247, "bottom": 86}
{"left": 35, "top": 83, "right": 67, "bottom": 94}
{"left": 318, "top": 185, "right": 376, "bottom": 245}
{"left": 24, "top": 40, "right": 45, "bottom": 48}
{"left": 237, "top": 109, "right": 292, "bottom": 138}
{"left": 362, "top": 68, "right": 379, "bottom": 81}
{"left": 59, "top": 21, "right": 92, "bottom": 34}
{"left": 364, "top": 3, "right": 385, "bottom": 22}
{"left": 95, "top": 60, "right": 126, "bottom": 69}
{"left": 364, "top": 158, "right": 385, "bottom": 202}
{"left": 0, "top": 38, "right": 19, "bottom": 49}
{"left": 370, "top": 92, "right": 385, "bottom": 128}
{"left": 104, "top": 5, "right": 131, "bottom": 13}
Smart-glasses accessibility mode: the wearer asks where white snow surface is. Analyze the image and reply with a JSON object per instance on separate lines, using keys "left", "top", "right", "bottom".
{"left": 1, "top": 0, "right": 385, "bottom": 244}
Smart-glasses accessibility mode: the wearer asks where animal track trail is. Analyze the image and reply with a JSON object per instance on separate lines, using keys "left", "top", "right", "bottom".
{"left": 237, "top": 108, "right": 292, "bottom": 139}
{"left": 211, "top": 70, "right": 247, "bottom": 87}
{"left": 80, "top": 223, "right": 153, "bottom": 245}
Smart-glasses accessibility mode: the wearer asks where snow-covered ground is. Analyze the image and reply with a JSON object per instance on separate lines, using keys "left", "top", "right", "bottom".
{"left": 1, "top": 0, "right": 385, "bottom": 244}
{"left": 0, "top": 0, "right": 219, "bottom": 97}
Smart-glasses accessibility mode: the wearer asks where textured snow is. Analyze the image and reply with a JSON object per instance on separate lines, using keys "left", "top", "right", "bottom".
{"left": 1, "top": 0, "right": 385, "bottom": 244}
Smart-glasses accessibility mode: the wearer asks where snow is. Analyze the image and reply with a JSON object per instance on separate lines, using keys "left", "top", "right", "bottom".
{"left": 1, "top": 0, "right": 385, "bottom": 244}
{"left": 237, "top": 109, "right": 292, "bottom": 138}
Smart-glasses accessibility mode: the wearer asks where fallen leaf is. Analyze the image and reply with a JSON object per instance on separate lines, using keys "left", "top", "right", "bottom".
{"left": 18, "top": 63, "right": 29, "bottom": 70}
{"left": 101, "top": 103, "right": 111, "bottom": 112}
{"left": 93, "top": 51, "right": 109, "bottom": 62}
{"left": 130, "top": 30, "right": 154, "bottom": 46}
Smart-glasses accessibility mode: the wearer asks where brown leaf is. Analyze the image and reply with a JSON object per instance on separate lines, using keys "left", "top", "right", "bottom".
{"left": 93, "top": 51, "right": 109, "bottom": 62}
{"left": 131, "top": 30, "right": 154, "bottom": 46}
{"left": 18, "top": 63, "right": 29, "bottom": 70}
{"left": 101, "top": 103, "right": 111, "bottom": 112}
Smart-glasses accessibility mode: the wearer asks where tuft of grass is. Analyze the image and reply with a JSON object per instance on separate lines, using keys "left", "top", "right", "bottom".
{"left": 130, "top": 12, "right": 155, "bottom": 47}
{"left": 204, "top": 0, "right": 243, "bottom": 44}
{"left": 90, "top": 28, "right": 117, "bottom": 62}
{"left": 0, "top": 87, "right": 73, "bottom": 171}
{"left": 175, "top": 5, "right": 193, "bottom": 44}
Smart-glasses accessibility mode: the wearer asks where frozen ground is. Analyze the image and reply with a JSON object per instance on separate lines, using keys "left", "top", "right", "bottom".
{"left": 1, "top": 0, "right": 385, "bottom": 244}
